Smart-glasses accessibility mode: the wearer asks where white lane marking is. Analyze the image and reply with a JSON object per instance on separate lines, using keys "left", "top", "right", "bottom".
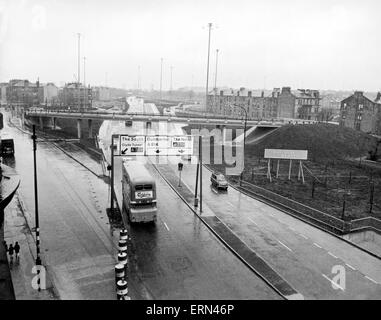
{"left": 226, "top": 201, "right": 235, "bottom": 208}
{"left": 313, "top": 242, "right": 322, "bottom": 249}
{"left": 322, "top": 274, "right": 345, "bottom": 291}
{"left": 345, "top": 263, "right": 356, "bottom": 271}
{"left": 364, "top": 276, "right": 378, "bottom": 284}
{"left": 248, "top": 217, "right": 258, "bottom": 226}
{"left": 277, "top": 240, "right": 293, "bottom": 252}
{"left": 163, "top": 222, "right": 170, "bottom": 231}
{"left": 328, "top": 252, "right": 338, "bottom": 259}
{"left": 299, "top": 234, "right": 308, "bottom": 239}
{"left": 288, "top": 226, "right": 296, "bottom": 232}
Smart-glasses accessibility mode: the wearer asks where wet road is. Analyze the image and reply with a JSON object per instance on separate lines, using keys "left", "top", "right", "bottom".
{"left": 173, "top": 162, "right": 381, "bottom": 299}
{"left": 98, "top": 97, "right": 282, "bottom": 299}
{"left": 2, "top": 111, "right": 119, "bottom": 299}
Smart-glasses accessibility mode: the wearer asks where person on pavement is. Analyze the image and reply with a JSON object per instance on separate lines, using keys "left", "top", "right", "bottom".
{"left": 14, "top": 242, "right": 20, "bottom": 262}
{"left": 8, "top": 243, "right": 14, "bottom": 265}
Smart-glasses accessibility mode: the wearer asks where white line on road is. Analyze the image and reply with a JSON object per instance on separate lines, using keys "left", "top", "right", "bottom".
{"left": 163, "top": 222, "right": 170, "bottom": 231}
{"left": 345, "top": 263, "right": 356, "bottom": 271}
{"left": 299, "top": 234, "right": 308, "bottom": 239}
{"left": 313, "top": 242, "right": 322, "bottom": 249}
{"left": 322, "top": 274, "right": 345, "bottom": 291}
{"left": 288, "top": 226, "right": 296, "bottom": 232}
{"left": 226, "top": 201, "right": 235, "bottom": 208}
{"left": 328, "top": 252, "right": 338, "bottom": 259}
{"left": 278, "top": 240, "right": 293, "bottom": 252}
{"left": 364, "top": 276, "right": 378, "bottom": 284}
{"left": 247, "top": 217, "right": 258, "bottom": 226}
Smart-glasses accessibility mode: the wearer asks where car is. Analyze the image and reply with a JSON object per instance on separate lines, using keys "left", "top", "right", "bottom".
{"left": 210, "top": 172, "right": 228, "bottom": 190}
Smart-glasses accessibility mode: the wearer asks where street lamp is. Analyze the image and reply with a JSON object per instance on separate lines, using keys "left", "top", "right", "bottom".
{"left": 233, "top": 104, "right": 247, "bottom": 186}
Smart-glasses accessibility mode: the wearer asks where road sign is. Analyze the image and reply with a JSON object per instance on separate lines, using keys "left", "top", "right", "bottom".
{"left": 264, "top": 149, "right": 308, "bottom": 160}
{"left": 168, "top": 135, "right": 193, "bottom": 156}
{"left": 120, "top": 135, "right": 145, "bottom": 156}
{"left": 146, "top": 136, "right": 169, "bottom": 156}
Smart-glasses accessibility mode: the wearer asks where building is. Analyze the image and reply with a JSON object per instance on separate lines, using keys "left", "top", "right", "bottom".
{"left": 294, "top": 89, "right": 321, "bottom": 120}
{"left": 207, "top": 88, "right": 278, "bottom": 119}
{"left": 0, "top": 83, "right": 8, "bottom": 105}
{"left": 4, "top": 79, "right": 43, "bottom": 107}
{"left": 58, "top": 83, "right": 92, "bottom": 110}
{"left": 92, "top": 86, "right": 111, "bottom": 101}
{"left": 42, "top": 83, "right": 59, "bottom": 105}
{"left": 206, "top": 86, "right": 320, "bottom": 120}
{"left": 340, "top": 91, "right": 381, "bottom": 134}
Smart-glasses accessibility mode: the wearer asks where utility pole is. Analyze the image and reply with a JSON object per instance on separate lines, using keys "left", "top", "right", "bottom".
{"left": 213, "top": 49, "right": 219, "bottom": 109}
{"left": 205, "top": 22, "right": 212, "bottom": 111}
{"left": 214, "top": 49, "right": 219, "bottom": 90}
{"left": 77, "top": 33, "right": 81, "bottom": 111}
{"left": 160, "top": 58, "right": 163, "bottom": 102}
{"left": 32, "top": 125, "right": 42, "bottom": 291}
{"left": 170, "top": 65, "right": 173, "bottom": 93}
{"left": 138, "top": 65, "right": 141, "bottom": 91}
{"left": 83, "top": 56, "right": 86, "bottom": 109}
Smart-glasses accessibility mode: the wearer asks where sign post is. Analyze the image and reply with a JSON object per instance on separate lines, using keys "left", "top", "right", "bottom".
{"left": 178, "top": 162, "right": 183, "bottom": 187}
{"left": 264, "top": 149, "right": 308, "bottom": 183}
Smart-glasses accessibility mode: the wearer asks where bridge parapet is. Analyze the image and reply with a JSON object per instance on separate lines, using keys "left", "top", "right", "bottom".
{"left": 25, "top": 109, "right": 318, "bottom": 128}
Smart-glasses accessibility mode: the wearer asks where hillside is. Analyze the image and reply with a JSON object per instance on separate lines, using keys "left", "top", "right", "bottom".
{"left": 247, "top": 124, "right": 379, "bottom": 162}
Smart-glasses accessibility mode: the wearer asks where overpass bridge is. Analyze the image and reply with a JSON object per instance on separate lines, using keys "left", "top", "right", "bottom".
{"left": 24, "top": 109, "right": 318, "bottom": 139}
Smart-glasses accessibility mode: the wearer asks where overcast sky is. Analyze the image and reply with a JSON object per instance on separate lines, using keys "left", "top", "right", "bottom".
{"left": 0, "top": 0, "right": 380, "bottom": 91}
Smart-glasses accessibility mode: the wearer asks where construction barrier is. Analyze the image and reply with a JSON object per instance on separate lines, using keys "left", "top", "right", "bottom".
{"left": 118, "top": 239, "right": 127, "bottom": 253}
{"left": 116, "top": 279, "right": 128, "bottom": 300}
{"left": 115, "top": 263, "right": 125, "bottom": 284}
{"left": 120, "top": 229, "right": 128, "bottom": 241}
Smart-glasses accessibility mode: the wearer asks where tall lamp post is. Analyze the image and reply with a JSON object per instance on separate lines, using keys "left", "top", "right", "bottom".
{"left": 233, "top": 104, "right": 247, "bottom": 186}
{"left": 31, "top": 125, "right": 42, "bottom": 291}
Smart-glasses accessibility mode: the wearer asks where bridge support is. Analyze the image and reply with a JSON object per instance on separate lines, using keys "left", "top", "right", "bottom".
{"left": 222, "top": 125, "right": 227, "bottom": 145}
{"left": 88, "top": 119, "right": 93, "bottom": 138}
{"left": 52, "top": 117, "right": 57, "bottom": 130}
{"left": 39, "top": 117, "right": 44, "bottom": 130}
{"left": 77, "top": 119, "right": 82, "bottom": 139}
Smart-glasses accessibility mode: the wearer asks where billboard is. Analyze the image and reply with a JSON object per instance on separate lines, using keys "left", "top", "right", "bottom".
{"left": 264, "top": 149, "right": 308, "bottom": 160}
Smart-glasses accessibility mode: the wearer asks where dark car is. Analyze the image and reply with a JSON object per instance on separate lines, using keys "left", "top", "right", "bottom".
{"left": 210, "top": 172, "right": 228, "bottom": 190}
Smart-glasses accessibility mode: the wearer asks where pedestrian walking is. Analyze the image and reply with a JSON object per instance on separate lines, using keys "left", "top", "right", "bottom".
{"left": 14, "top": 242, "right": 20, "bottom": 263}
{"left": 8, "top": 244, "right": 14, "bottom": 265}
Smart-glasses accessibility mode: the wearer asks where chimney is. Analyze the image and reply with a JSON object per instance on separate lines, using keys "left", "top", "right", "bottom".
{"left": 248, "top": 91, "right": 252, "bottom": 97}
{"left": 375, "top": 92, "right": 381, "bottom": 103}
{"left": 261, "top": 91, "right": 264, "bottom": 98}
{"left": 220, "top": 90, "right": 224, "bottom": 96}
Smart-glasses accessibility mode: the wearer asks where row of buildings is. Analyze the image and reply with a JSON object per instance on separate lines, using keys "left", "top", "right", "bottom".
{"left": 0, "top": 80, "right": 123, "bottom": 109}
{"left": 206, "top": 87, "right": 322, "bottom": 120}
{"left": 339, "top": 91, "right": 381, "bottom": 135}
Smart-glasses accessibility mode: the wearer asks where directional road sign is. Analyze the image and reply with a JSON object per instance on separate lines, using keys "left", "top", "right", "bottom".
{"left": 168, "top": 135, "right": 193, "bottom": 156}
{"left": 120, "top": 135, "right": 145, "bottom": 156}
{"left": 146, "top": 136, "right": 169, "bottom": 156}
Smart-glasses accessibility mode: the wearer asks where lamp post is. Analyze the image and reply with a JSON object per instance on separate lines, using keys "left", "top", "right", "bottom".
{"left": 31, "top": 125, "right": 42, "bottom": 291}
{"left": 233, "top": 104, "right": 247, "bottom": 186}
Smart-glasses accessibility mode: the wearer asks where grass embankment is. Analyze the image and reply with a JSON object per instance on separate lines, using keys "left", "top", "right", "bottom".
{"left": 210, "top": 124, "right": 381, "bottom": 220}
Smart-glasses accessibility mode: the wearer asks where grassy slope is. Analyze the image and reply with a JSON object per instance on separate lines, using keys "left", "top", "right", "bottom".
{"left": 247, "top": 124, "right": 378, "bottom": 162}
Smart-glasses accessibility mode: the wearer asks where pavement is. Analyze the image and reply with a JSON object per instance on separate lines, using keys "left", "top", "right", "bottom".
{"left": 2, "top": 110, "right": 133, "bottom": 300}
{"left": 0, "top": 164, "right": 20, "bottom": 300}
{"left": 3, "top": 194, "right": 56, "bottom": 300}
